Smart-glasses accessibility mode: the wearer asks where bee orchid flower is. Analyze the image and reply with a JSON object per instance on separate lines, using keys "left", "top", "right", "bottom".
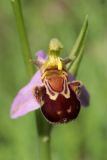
{"left": 11, "top": 38, "right": 89, "bottom": 123}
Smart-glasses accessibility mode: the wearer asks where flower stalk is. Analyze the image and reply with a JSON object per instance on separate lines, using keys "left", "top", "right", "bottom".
{"left": 39, "top": 136, "right": 51, "bottom": 160}
{"left": 11, "top": 0, "right": 34, "bottom": 78}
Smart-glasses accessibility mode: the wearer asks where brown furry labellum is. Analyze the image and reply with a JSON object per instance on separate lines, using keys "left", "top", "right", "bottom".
{"left": 34, "top": 69, "right": 80, "bottom": 124}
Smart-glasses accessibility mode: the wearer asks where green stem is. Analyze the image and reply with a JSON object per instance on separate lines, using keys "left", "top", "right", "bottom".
{"left": 39, "top": 136, "right": 51, "bottom": 160}
{"left": 11, "top": 0, "right": 34, "bottom": 78}
{"left": 11, "top": 0, "right": 51, "bottom": 160}
{"left": 36, "top": 110, "right": 52, "bottom": 160}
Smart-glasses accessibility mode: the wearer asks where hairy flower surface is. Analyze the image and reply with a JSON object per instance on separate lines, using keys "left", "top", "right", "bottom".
{"left": 11, "top": 39, "right": 89, "bottom": 123}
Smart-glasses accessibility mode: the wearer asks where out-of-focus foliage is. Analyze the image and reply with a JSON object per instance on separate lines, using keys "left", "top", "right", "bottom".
{"left": 0, "top": 0, "right": 107, "bottom": 160}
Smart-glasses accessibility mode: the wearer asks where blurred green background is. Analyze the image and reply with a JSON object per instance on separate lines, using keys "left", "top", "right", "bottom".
{"left": 0, "top": 0, "right": 107, "bottom": 160}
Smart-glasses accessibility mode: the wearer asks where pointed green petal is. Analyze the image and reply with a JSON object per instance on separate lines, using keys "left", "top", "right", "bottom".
{"left": 68, "top": 15, "right": 88, "bottom": 76}
{"left": 69, "top": 43, "right": 85, "bottom": 76}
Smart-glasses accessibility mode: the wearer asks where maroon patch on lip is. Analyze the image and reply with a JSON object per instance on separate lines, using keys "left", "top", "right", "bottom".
{"left": 41, "top": 85, "right": 80, "bottom": 123}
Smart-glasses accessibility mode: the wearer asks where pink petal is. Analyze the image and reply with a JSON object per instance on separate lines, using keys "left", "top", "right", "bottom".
{"left": 78, "top": 85, "right": 90, "bottom": 107}
{"left": 10, "top": 71, "right": 42, "bottom": 119}
{"left": 35, "top": 50, "right": 47, "bottom": 65}
{"left": 35, "top": 50, "right": 47, "bottom": 60}
{"left": 68, "top": 74, "right": 90, "bottom": 107}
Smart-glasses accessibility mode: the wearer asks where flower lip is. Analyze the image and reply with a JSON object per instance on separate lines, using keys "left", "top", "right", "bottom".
{"left": 41, "top": 85, "right": 80, "bottom": 123}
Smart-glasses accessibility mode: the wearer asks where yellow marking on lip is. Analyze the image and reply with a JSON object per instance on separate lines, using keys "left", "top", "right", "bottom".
{"left": 57, "top": 110, "right": 62, "bottom": 115}
{"left": 41, "top": 69, "right": 67, "bottom": 81}
{"left": 67, "top": 107, "right": 72, "bottom": 113}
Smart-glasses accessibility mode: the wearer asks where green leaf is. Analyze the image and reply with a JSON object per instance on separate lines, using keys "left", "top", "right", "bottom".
{"left": 68, "top": 15, "right": 88, "bottom": 76}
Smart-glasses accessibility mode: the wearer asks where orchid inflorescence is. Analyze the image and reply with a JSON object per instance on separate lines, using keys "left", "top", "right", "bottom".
{"left": 10, "top": 1, "right": 89, "bottom": 159}
{"left": 11, "top": 38, "right": 89, "bottom": 124}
